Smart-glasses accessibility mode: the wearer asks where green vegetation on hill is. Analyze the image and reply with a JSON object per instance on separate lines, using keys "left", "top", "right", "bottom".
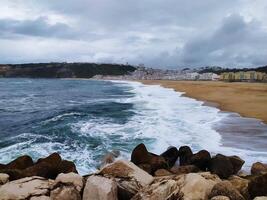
{"left": 0, "top": 62, "right": 136, "bottom": 78}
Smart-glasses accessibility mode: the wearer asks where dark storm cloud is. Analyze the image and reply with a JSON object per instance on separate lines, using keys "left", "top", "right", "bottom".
{"left": 0, "top": 16, "right": 75, "bottom": 39}
{"left": 0, "top": 0, "right": 267, "bottom": 67}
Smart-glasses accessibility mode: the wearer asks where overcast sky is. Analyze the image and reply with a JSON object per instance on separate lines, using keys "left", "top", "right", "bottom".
{"left": 0, "top": 0, "right": 267, "bottom": 68}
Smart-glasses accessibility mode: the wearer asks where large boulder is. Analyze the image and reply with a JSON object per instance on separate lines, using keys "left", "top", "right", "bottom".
{"left": 160, "top": 146, "right": 179, "bottom": 168}
{"left": 248, "top": 173, "right": 267, "bottom": 198}
{"left": 83, "top": 175, "right": 117, "bottom": 200}
{"left": 170, "top": 165, "right": 199, "bottom": 175}
{"left": 23, "top": 153, "right": 62, "bottom": 179}
{"left": 178, "top": 146, "right": 193, "bottom": 166}
{"left": 178, "top": 172, "right": 221, "bottom": 200}
{"left": 154, "top": 169, "right": 173, "bottom": 177}
{"left": 0, "top": 173, "right": 9, "bottom": 185}
{"left": 30, "top": 196, "right": 50, "bottom": 200}
{"left": 57, "top": 160, "right": 78, "bottom": 174}
{"left": 131, "top": 143, "right": 167, "bottom": 173}
{"left": 51, "top": 186, "right": 81, "bottom": 200}
{"left": 190, "top": 150, "right": 211, "bottom": 171}
{"left": 228, "top": 175, "right": 250, "bottom": 199}
{"left": 99, "top": 160, "right": 153, "bottom": 187}
{"left": 209, "top": 154, "right": 234, "bottom": 179}
{"left": 132, "top": 178, "right": 181, "bottom": 200}
{"left": 0, "top": 155, "right": 34, "bottom": 170}
{"left": 209, "top": 181, "right": 245, "bottom": 200}
{"left": 54, "top": 172, "right": 83, "bottom": 192}
{"left": 251, "top": 162, "right": 267, "bottom": 175}
{"left": 0, "top": 176, "right": 54, "bottom": 200}
{"left": 228, "top": 156, "right": 245, "bottom": 174}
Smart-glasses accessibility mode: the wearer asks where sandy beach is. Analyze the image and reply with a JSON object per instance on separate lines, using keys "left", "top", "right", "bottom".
{"left": 141, "top": 80, "right": 267, "bottom": 124}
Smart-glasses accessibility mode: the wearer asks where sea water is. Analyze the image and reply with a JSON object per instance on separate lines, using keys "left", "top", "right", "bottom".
{"left": 0, "top": 78, "right": 266, "bottom": 174}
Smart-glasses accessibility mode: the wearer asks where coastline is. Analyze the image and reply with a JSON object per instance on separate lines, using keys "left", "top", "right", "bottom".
{"left": 139, "top": 80, "right": 267, "bottom": 124}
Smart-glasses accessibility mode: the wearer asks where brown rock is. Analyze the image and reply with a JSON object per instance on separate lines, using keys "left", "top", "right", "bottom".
{"left": 57, "top": 160, "right": 78, "bottom": 174}
{"left": 209, "top": 181, "right": 245, "bottom": 200}
{"left": 190, "top": 150, "right": 211, "bottom": 171}
{"left": 51, "top": 186, "right": 81, "bottom": 200}
{"left": 154, "top": 169, "right": 173, "bottom": 176}
{"left": 248, "top": 173, "right": 267, "bottom": 198}
{"left": 211, "top": 196, "right": 230, "bottom": 200}
{"left": 209, "top": 154, "right": 234, "bottom": 179}
{"left": 131, "top": 143, "right": 167, "bottom": 173}
{"left": 228, "top": 175, "right": 250, "bottom": 199}
{"left": 178, "top": 146, "right": 193, "bottom": 166}
{"left": 251, "top": 162, "right": 267, "bottom": 175}
{"left": 137, "top": 164, "right": 151, "bottom": 174}
{"left": 160, "top": 146, "right": 179, "bottom": 168}
{"left": 0, "top": 173, "right": 9, "bottom": 185}
{"left": 0, "top": 155, "right": 33, "bottom": 170}
{"left": 229, "top": 156, "right": 245, "bottom": 174}
{"left": 170, "top": 165, "right": 199, "bottom": 175}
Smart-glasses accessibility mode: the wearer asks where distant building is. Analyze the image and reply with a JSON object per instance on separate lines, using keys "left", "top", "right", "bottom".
{"left": 220, "top": 71, "right": 267, "bottom": 82}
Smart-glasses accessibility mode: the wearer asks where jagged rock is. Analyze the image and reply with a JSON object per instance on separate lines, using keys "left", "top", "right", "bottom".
{"left": 99, "top": 160, "right": 153, "bottom": 187}
{"left": 131, "top": 143, "right": 167, "bottom": 173}
{"left": 57, "top": 160, "right": 78, "bottom": 174}
{"left": 228, "top": 175, "right": 250, "bottom": 199}
{"left": 248, "top": 173, "right": 267, "bottom": 198}
{"left": 170, "top": 164, "right": 199, "bottom": 175}
{"left": 179, "top": 172, "right": 221, "bottom": 200}
{"left": 160, "top": 146, "right": 179, "bottom": 167}
{"left": 229, "top": 156, "right": 245, "bottom": 174}
{"left": 154, "top": 169, "right": 173, "bottom": 176}
{"left": 179, "top": 146, "right": 193, "bottom": 166}
{"left": 83, "top": 175, "right": 117, "bottom": 200}
{"left": 51, "top": 185, "right": 81, "bottom": 200}
{"left": 23, "top": 153, "right": 62, "bottom": 179}
{"left": 251, "top": 162, "right": 267, "bottom": 175}
{"left": 30, "top": 196, "right": 51, "bottom": 200}
{"left": 209, "top": 154, "right": 234, "bottom": 179}
{"left": 54, "top": 172, "right": 83, "bottom": 192}
{"left": 0, "top": 155, "right": 34, "bottom": 170}
{"left": 0, "top": 176, "right": 54, "bottom": 200}
{"left": 0, "top": 173, "right": 9, "bottom": 185}
{"left": 190, "top": 150, "right": 211, "bottom": 170}
{"left": 253, "top": 197, "right": 267, "bottom": 200}
{"left": 211, "top": 196, "right": 230, "bottom": 200}
{"left": 209, "top": 181, "right": 245, "bottom": 200}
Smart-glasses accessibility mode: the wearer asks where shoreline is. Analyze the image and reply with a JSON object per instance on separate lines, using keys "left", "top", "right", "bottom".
{"left": 139, "top": 80, "right": 267, "bottom": 124}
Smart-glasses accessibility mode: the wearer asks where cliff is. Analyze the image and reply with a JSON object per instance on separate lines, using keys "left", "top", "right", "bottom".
{"left": 0, "top": 63, "right": 136, "bottom": 78}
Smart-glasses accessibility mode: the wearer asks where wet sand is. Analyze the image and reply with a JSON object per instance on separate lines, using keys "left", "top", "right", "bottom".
{"left": 141, "top": 80, "right": 267, "bottom": 124}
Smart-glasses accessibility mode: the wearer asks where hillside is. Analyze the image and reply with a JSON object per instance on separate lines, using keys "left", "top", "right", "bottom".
{"left": 0, "top": 63, "right": 136, "bottom": 78}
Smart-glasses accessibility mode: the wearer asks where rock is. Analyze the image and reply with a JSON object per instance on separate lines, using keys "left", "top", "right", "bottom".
{"left": 132, "top": 178, "right": 181, "bottom": 200}
{"left": 99, "top": 160, "right": 153, "bottom": 187}
{"left": 57, "top": 160, "right": 78, "bottom": 174}
{"left": 170, "top": 164, "right": 199, "bottom": 175}
{"left": 23, "top": 153, "right": 62, "bottom": 179}
{"left": 30, "top": 196, "right": 51, "bottom": 200}
{"left": 229, "top": 156, "right": 245, "bottom": 174}
{"left": 0, "top": 155, "right": 34, "bottom": 170}
{"left": 211, "top": 196, "right": 230, "bottom": 200}
{"left": 0, "top": 169, "right": 24, "bottom": 181}
{"left": 209, "top": 181, "right": 245, "bottom": 200}
{"left": 209, "top": 154, "right": 234, "bottom": 179}
{"left": 248, "top": 173, "right": 267, "bottom": 198}
{"left": 54, "top": 172, "right": 83, "bottom": 192}
{"left": 160, "top": 146, "right": 179, "bottom": 167}
{"left": 0, "top": 173, "right": 9, "bottom": 185}
{"left": 251, "top": 162, "right": 267, "bottom": 175}
{"left": 179, "top": 172, "right": 221, "bottom": 200}
{"left": 100, "top": 150, "right": 120, "bottom": 169}
{"left": 253, "top": 197, "right": 267, "bottom": 200}
{"left": 190, "top": 150, "right": 211, "bottom": 170}
{"left": 228, "top": 175, "right": 250, "bottom": 199}
{"left": 154, "top": 169, "right": 173, "bottom": 176}
{"left": 0, "top": 176, "right": 54, "bottom": 200}
{"left": 82, "top": 175, "right": 117, "bottom": 200}
{"left": 137, "top": 164, "right": 151, "bottom": 174}
{"left": 51, "top": 186, "right": 81, "bottom": 200}
{"left": 131, "top": 143, "right": 167, "bottom": 173}
{"left": 178, "top": 146, "right": 193, "bottom": 166}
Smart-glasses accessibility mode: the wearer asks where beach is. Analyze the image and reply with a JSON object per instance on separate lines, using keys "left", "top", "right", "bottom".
{"left": 141, "top": 80, "right": 267, "bottom": 124}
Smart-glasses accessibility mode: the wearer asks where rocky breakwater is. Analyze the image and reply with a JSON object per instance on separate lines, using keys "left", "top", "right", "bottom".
{"left": 0, "top": 144, "right": 267, "bottom": 200}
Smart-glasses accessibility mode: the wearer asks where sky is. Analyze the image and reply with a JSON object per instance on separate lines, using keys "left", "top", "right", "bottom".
{"left": 0, "top": 0, "right": 267, "bottom": 68}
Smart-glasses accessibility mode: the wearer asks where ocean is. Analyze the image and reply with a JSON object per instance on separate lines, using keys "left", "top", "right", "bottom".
{"left": 0, "top": 78, "right": 267, "bottom": 174}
